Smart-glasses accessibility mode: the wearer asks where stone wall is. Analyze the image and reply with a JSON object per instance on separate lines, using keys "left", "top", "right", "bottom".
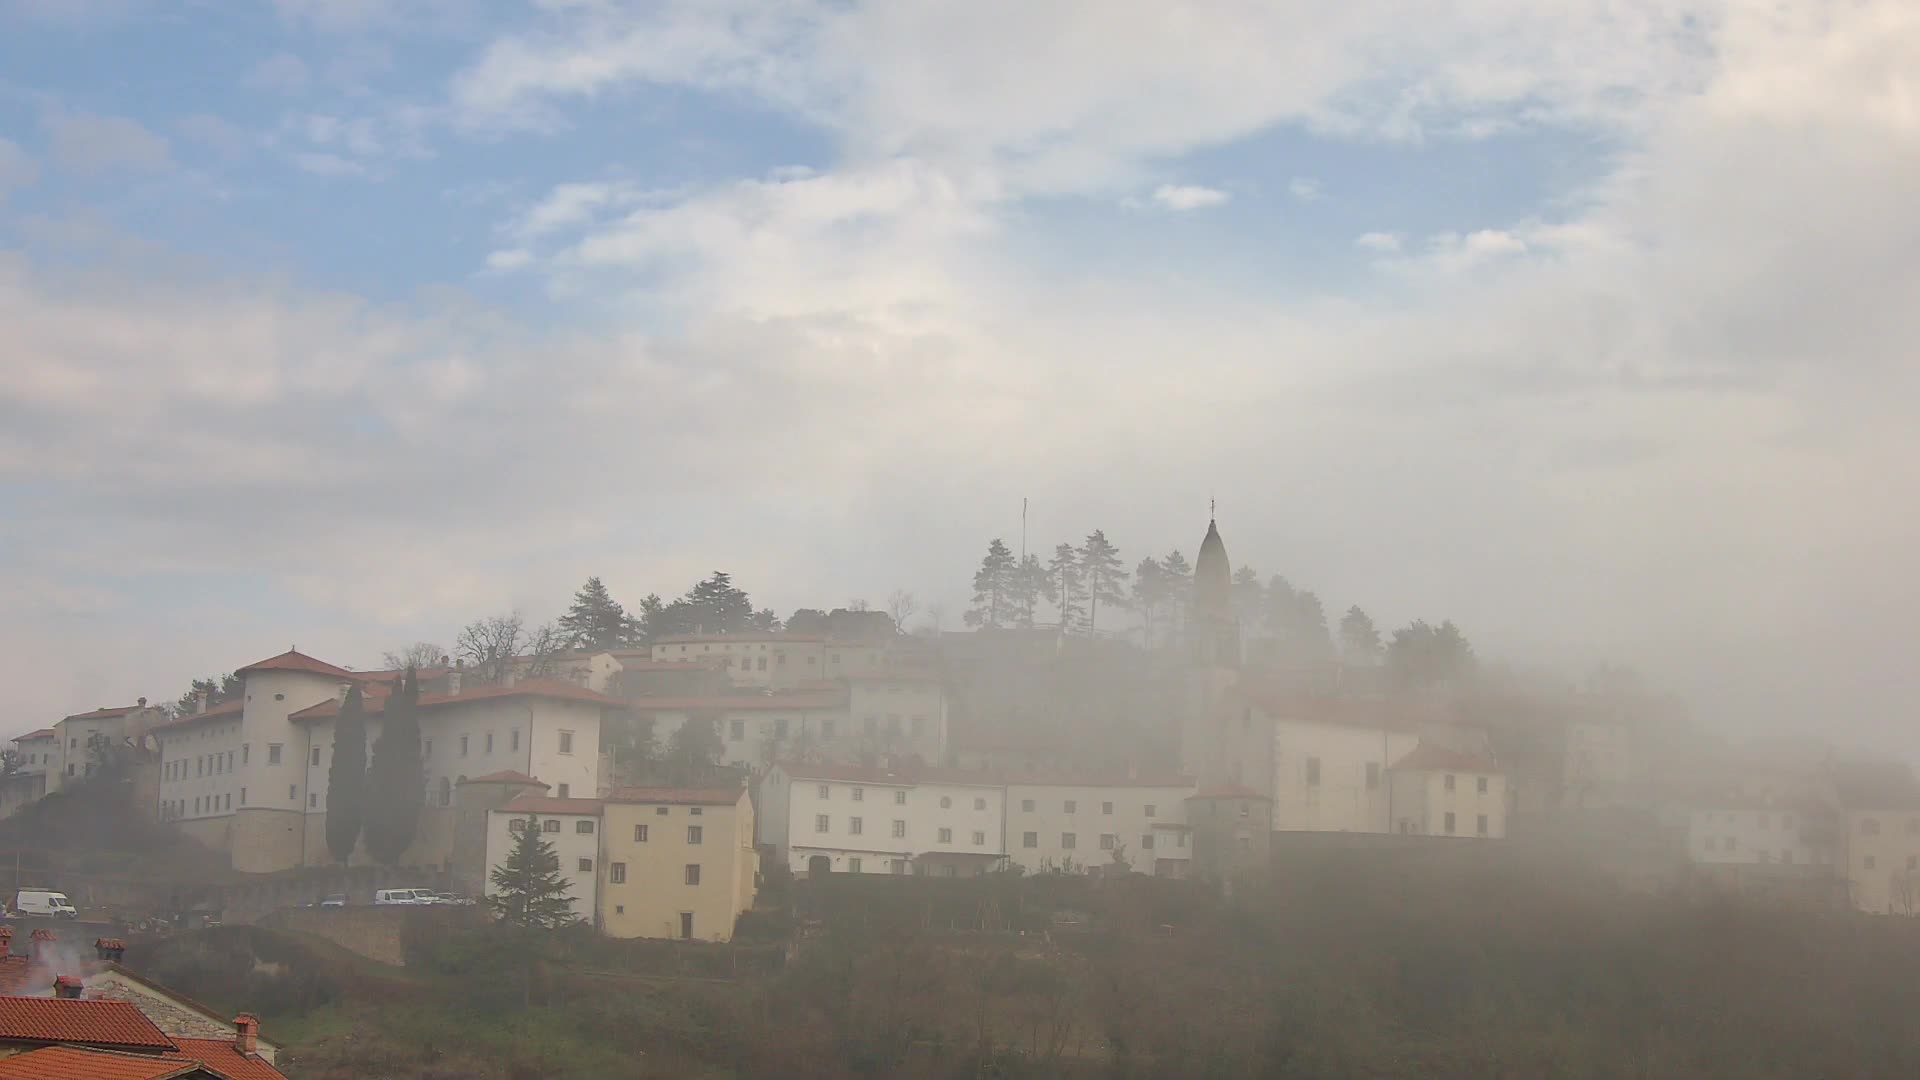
{"left": 231, "top": 808, "right": 305, "bottom": 874}
{"left": 260, "top": 904, "right": 482, "bottom": 967}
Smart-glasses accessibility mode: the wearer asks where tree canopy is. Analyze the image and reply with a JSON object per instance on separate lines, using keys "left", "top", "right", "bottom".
{"left": 364, "top": 669, "right": 423, "bottom": 864}
{"left": 558, "top": 576, "right": 643, "bottom": 649}
{"left": 324, "top": 684, "right": 370, "bottom": 863}
{"left": 486, "top": 815, "right": 578, "bottom": 930}
{"left": 965, "top": 538, "right": 1018, "bottom": 629}
{"left": 1386, "top": 619, "right": 1477, "bottom": 690}
{"left": 1078, "top": 529, "right": 1126, "bottom": 632}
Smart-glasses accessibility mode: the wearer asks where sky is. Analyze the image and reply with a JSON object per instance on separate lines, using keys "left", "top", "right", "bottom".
{"left": 1, "top": 1, "right": 1916, "bottom": 753}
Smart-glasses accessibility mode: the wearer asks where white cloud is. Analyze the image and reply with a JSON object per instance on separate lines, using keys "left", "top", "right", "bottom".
{"left": 292, "top": 151, "right": 371, "bottom": 177}
{"left": 1288, "top": 176, "right": 1321, "bottom": 201}
{"left": 1151, "top": 183, "right": 1230, "bottom": 211}
{"left": 484, "top": 247, "right": 533, "bottom": 271}
{"left": 1355, "top": 230, "right": 1402, "bottom": 253}
{"left": 40, "top": 108, "right": 171, "bottom": 174}
{"left": 176, "top": 114, "right": 251, "bottom": 157}
{"left": 246, "top": 52, "right": 312, "bottom": 94}
{"left": 0, "top": 138, "right": 37, "bottom": 198}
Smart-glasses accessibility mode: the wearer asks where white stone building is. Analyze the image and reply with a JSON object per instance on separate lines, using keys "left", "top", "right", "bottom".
{"left": 484, "top": 795, "right": 604, "bottom": 926}
{"left": 759, "top": 762, "right": 1006, "bottom": 877}
{"left": 1387, "top": 743, "right": 1509, "bottom": 838}
{"left": 1004, "top": 776, "right": 1195, "bottom": 876}
{"left": 9, "top": 729, "right": 55, "bottom": 775}
{"left": 648, "top": 634, "right": 890, "bottom": 689}
{"left": 47, "top": 701, "right": 165, "bottom": 792}
{"left": 1687, "top": 798, "right": 1829, "bottom": 868}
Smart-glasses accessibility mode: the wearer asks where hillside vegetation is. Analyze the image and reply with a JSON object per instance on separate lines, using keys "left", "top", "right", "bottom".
{"left": 136, "top": 853, "right": 1920, "bottom": 1079}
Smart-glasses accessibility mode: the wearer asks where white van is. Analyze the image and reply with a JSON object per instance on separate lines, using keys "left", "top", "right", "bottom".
{"left": 372, "top": 888, "right": 432, "bottom": 906}
{"left": 15, "top": 889, "right": 78, "bottom": 918}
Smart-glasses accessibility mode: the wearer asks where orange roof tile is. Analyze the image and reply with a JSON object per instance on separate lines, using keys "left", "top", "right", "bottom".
{"left": 12, "top": 729, "right": 56, "bottom": 742}
{"left": 0, "top": 1045, "right": 200, "bottom": 1080}
{"left": 500, "top": 796, "right": 603, "bottom": 816}
{"left": 653, "top": 633, "right": 829, "bottom": 645}
{"left": 60, "top": 707, "right": 143, "bottom": 723}
{"left": 149, "top": 700, "right": 244, "bottom": 733}
{"left": 622, "top": 691, "right": 847, "bottom": 712}
{"left": 460, "top": 771, "right": 548, "bottom": 787}
{"left": 604, "top": 786, "right": 745, "bottom": 807}
{"left": 1391, "top": 743, "right": 1504, "bottom": 774}
{"left": 0, "top": 996, "right": 178, "bottom": 1052}
{"left": 165, "top": 1037, "right": 288, "bottom": 1080}
{"left": 288, "top": 679, "right": 624, "bottom": 722}
{"left": 775, "top": 761, "right": 1001, "bottom": 787}
{"left": 1003, "top": 774, "right": 1193, "bottom": 789}
{"left": 233, "top": 650, "right": 356, "bottom": 679}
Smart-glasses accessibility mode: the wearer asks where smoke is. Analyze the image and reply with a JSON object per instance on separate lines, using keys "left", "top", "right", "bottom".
{"left": 21, "top": 937, "right": 89, "bottom": 996}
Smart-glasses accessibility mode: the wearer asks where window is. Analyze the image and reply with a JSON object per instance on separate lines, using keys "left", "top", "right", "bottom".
{"left": 1100, "top": 834, "right": 1116, "bottom": 850}
{"left": 684, "top": 864, "right": 701, "bottom": 886}
{"left": 1102, "top": 801, "right": 1114, "bottom": 815}
{"left": 558, "top": 731, "right": 574, "bottom": 754}
{"left": 1445, "top": 774, "right": 1456, "bottom": 792}
{"left": 240, "top": 787, "right": 246, "bottom": 804}
{"left": 848, "top": 857, "right": 862, "bottom": 873}
{"left": 815, "top": 814, "right": 830, "bottom": 833}
{"left": 1065, "top": 800, "right": 1078, "bottom": 813}
{"left": 975, "top": 797, "right": 987, "bottom": 811}
{"left": 972, "top": 830, "right": 985, "bottom": 845}
{"left": 486, "top": 732, "right": 494, "bottom": 753}
{"left": 757, "top": 657, "right": 767, "bottom": 671}
{"left": 268, "top": 744, "right": 282, "bottom": 765}
{"left": 543, "top": 819, "right": 561, "bottom": 833}
{"left": 511, "top": 728, "right": 521, "bottom": 751}
{"left": 892, "top": 820, "right": 906, "bottom": 838}
{"left": 424, "top": 739, "right": 433, "bottom": 757}
{"left": 852, "top": 787, "right": 864, "bottom": 802}
{"left": 1023, "top": 831, "right": 1038, "bottom": 848}
{"left": 818, "top": 784, "right": 831, "bottom": 799}
{"left": 616, "top": 905, "right": 625, "bottom": 914}
{"left": 635, "top": 824, "right": 649, "bottom": 842}
{"left": 689, "top": 806, "right": 702, "bottom": 816}
{"left": 1477, "top": 815, "right": 1489, "bottom": 836}
{"left": 1366, "top": 763, "right": 1381, "bottom": 790}
{"left": 576, "top": 820, "right": 595, "bottom": 834}
{"left": 1862, "top": 818, "right": 1882, "bottom": 836}
{"left": 731, "top": 720, "right": 746, "bottom": 740}
{"left": 1022, "top": 799, "right": 1036, "bottom": 812}
{"left": 849, "top": 817, "right": 863, "bottom": 835}
{"left": 460, "top": 735, "right": 469, "bottom": 757}
{"left": 1306, "top": 757, "right": 1321, "bottom": 786}
{"left": 1865, "top": 855, "right": 1877, "bottom": 870}
{"left": 894, "top": 790, "right": 907, "bottom": 805}
{"left": 1444, "top": 812, "right": 1456, "bottom": 835}
{"left": 1062, "top": 833, "right": 1077, "bottom": 849}
{"left": 311, "top": 747, "right": 321, "bottom": 766}
{"left": 688, "top": 825, "right": 704, "bottom": 844}
{"left": 309, "top": 794, "right": 318, "bottom": 808}
{"left": 940, "top": 796, "right": 952, "bottom": 809}
{"left": 510, "top": 818, "right": 527, "bottom": 833}
{"left": 655, "top": 806, "right": 669, "bottom": 816}
{"left": 241, "top": 744, "right": 249, "bottom": 765}
{"left": 557, "top": 783, "right": 570, "bottom": 798}
{"left": 938, "top": 827, "right": 953, "bottom": 843}
{"left": 610, "top": 862, "right": 627, "bottom": 884}
{"left": 1177, "top": 832, "right": 1186, "bottom": 848}
{"left": 578, "top": 858, "right": 593, "bottom": 872}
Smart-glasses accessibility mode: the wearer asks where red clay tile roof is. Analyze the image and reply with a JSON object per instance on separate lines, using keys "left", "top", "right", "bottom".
{"left": 233, "top": 650, "right": 357, "bottom": 679}
{"left": 1003, "top": 774, "right": 1193, "bottom": 790}
{"left": 1188, "top": 785, "right": 1271, "bottom": 801}
{"left": 606, "top": 655, "right": 729, "bottom": 670}
{"left": 0, "top": 1045, "right": 201, "bottom": 1080}
{"left": 12, "top": 729, "right": 56, "bottom": 742}
{"left": 1234, "top": 688, "right": 1436, "bottom": 731}
{"left": 622, "top": 692, "right": 847, "bottom": 712}
{"left": 499, "top": 796, "right": 604, "bottom": 816}
{"left": 1391, "top": 743, "right": 1504, "bottom": 774}
{"left": 165, "top": 1037, "right": 289, "bottom": 1080}
{"left": 604, "top": 786, "right": 745, "bottom": 806}
{"left": 653, "top": 633, "right": 829, "bottom": 644}
{"left": 775, "top": 762, "right": 1002, "bottom": 787}
{"left": 149, "top": 700, "right": 244, "bottom": 733}
{"left": 0, "top": 996, "right": 178, "bottom": 1052}
{"left": 460, "top": 771, "right": 549, "bottom": 787}
{"left": 289, "top": 679, "right": 625, "bottom": 722}
{"left": 60, "top": 707, "right": 142, "bottom": 723}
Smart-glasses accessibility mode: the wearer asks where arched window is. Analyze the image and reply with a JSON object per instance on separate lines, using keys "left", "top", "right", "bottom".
{"left": 438, "top": 776, "right": 451, "bottom": 807}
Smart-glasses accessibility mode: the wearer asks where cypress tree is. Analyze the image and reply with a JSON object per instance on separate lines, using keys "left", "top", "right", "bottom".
{"left": 324, "top": 684, "right": 369, "bottom": 862}
{"left": 364, "top": 667, "right": 423, "bottom": 864}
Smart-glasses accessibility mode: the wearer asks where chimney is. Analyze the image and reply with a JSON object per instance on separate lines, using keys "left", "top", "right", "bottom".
{"left": 195, "top": 691, "right": 210, "bottom": 715}
{"left": 137, "top": 697, "right": 147, "bottom": 708}
{"left": 29, "top": 928, "right": 56, "bottom": 964}
{"left": 0, "top": 926, "right": 13, "bottom": 958}
{"left": 94, "top": 937, "right": 126, "bottom": 963}
{"left": 447, "top": 670, "right": 462, "bottom": 696}
{"left": 54, "top": 976, "right": 83, "bottom": 999}
{"left": 336, "top": 682, "right": 351, "bottom": 704}
{"left": 233, "top": 1014, "right": 260, "bottom": 1055}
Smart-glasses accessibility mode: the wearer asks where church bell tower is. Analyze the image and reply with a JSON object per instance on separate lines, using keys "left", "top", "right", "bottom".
{"left": 1181, "top": 516, "right": 1243, "bottom": 786}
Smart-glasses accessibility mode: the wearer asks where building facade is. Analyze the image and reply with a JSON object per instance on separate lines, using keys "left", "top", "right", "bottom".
{"left": 759, "top": 763, "right": 1007, "bottom": 877}
{"left": 1386, "top": 743, "right": 1509, "bottom": 838}
{"left": 1004, "top": 778, "right": 1194, "bottom": 876}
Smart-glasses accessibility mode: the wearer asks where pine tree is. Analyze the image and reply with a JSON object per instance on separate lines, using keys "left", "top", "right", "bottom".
{"left": 1045, "top": 543, "right": 1084, "bottom": 631}
{"left": 1340, "top": 605, "right": 1382, "bottom": 665}
{"left": 1386, "top": 619, "right": 1475, "bottom": 690}
{"left": 635, "top": 594, "right": 667, "bottom": 642}
{"left": 665, "top": 716, "right": 725, "bottom": 784}
{"left": 1078, "top": 530, "right": 1126, "bottom": 633}
{"left": 487, "top": 815, "right": 578, "bottom": 930}
{"left": 1230, "top": 566, "right": 1265, "bottom": 628}
{"left": 1161, "top": 549, "right": 1193, "bottom": 644}
{"left": 965, "top": 539, "right": 1017, "bottom": 629}
{"left": 324, "top": 684, "right": 369, "bottom": 863}
{"left": 1132, "top": 556, "right": 1168, "bottom": 647}
{"left": 1012, "top": 553, "right": 1045, "bottom": 628}
{"left": 364, "top": 668, "right": 423, "bottom": 865}
{"left": 558, "top": 576, "right": 642, "bottom": 649}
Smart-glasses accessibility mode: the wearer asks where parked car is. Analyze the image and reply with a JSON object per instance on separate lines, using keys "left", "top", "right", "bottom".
{"left": 320, "top": 894, "right": 348, "bottom": 908}
{"left": 373, "top": 888, "right": 434, "bottom": 906}
{"left": 430, "top": 891, "right": 476, "bottom": 906}
{"left": 14, "top": 889, "right": 78, "bottom": 918}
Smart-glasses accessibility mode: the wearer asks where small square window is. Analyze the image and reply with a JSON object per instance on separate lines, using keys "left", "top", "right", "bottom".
{"left": 1476, "top": 776, "right": 1489, "bottom": 794}
{"left": 848, "top": 857, "right": 862, "bottom": 873}
{"left": 576, "top": 820, "right": 595, "bottom": 834}
{"left": 268, "top": 744, "right": 282, "bottom": 765}
{"left": 634, "top": 824, "right": 649, "bottom": 842}
{"left": 894, "top": 790, "right": 907, "bottom": 805}
{"left": 1100, "top": 834, "right": 1116, "bottom": 850}
{"left": 1023, "top": 831, "right": 1038, "bottom": 848}
{"left": 852, "top": 787, "right": 864, "bottom": 802}
{"left": 1061, "top": 833, "right": 1077, "bottom": 849}
{"left": 1444, "top": 774, "right": 1456, "bottom": 792}
{"left": 819, "top": 784, "right": 831, "bottom": 799}
{"left": 938, "top": 827, "right": 953, "bottom": 844}
{"left": 688, "top": 825, "right": 704, "bottom": 844}
{"left": 1144, "top": 804, "right": 1156, "bottom": 818}
{"left": 558, "top": 731, "right": 574, "bottom": 754}
{"left": 655, "top": 806, "right": 670, "bottom": 816}
{"left": 815, "top": 814, "right": 830, "bottom": 833}
{"left": 892, "top": 820, "right": 906, "bottom": 838}
{"left": 684, "top": 864, "right": 701, "bottom": 886}
{"left": 689, "top": 807, "right": 702, "bottom": 816}
{"left": 975, "top": 797, "right": 987, "bottom": 811}
{"left": 1065, "top": 800, "right": 1077, "bottom": 813}
{"left": 850, "top": 817, "right": 863, "bottom": 835}
{"left": 1141, "top": 833, "right": 1155, "bottom": 850}
{"left": 578, "top": 857, "right": 593, "bottom": 872}
{"left": 1102, "top": 802, "right": 1113, "bottom": 815}
{"left": 972, "top": 830, "right": 985, "bottom": 845}
{"left": 610, "top": 863, "right": 627, "bottom": 884}
{"left": 1022, "top": 799, "right": 1035, "bottom": 812}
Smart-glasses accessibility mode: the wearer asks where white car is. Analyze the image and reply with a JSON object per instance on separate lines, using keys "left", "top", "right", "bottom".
{"left": 372, "top": 888, "right": 434, "bottom": 906}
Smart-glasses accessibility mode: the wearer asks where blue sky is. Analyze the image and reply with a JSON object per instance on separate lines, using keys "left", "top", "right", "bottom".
{"left": 2, "top": 0, "right": 1917, "bottom": 754}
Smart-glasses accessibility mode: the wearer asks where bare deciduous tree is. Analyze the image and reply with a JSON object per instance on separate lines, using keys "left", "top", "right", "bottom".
{"left": 886, "top": 589, "right": 917, "bottom": 631}
{"left": 455, "top": 613, "right": 571, "bottom": 686}
{"left": 381, "top": 641, "right": 449, "bottom": 671}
